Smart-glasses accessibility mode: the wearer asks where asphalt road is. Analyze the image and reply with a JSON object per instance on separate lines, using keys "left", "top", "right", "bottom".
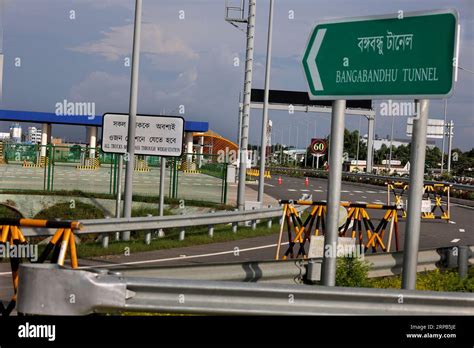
{"left": 1, "top": 174, "right": 472, "bottom": 306}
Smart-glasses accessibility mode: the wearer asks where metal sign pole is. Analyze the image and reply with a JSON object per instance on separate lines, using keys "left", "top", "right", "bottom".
{"left": 402, "top": 99, "right": 430, "bottom": 290}
{"left": 257, "top": 0, "right": 274, "bottom": 203}
{"left": 122, "top": 0, "right": 142, "bottom": 241}
{"left": 237, "top": 0, "right": 256, "bottom": 210}
{"left": 159, "top": 157, "right": 166, "bottom": 217}
{"left": 115, "top": 154, "right": 123, "bottom": 218}
{"left": 447, "top": 120, "right": 453, "bottom": 173}
{"left": 321, "top": 99, "right": 346, "bottom": 286}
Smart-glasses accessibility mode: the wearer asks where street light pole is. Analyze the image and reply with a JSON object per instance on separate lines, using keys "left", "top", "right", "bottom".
{"left": 440, "top": 99, "right": 447, "bottom": 174}
{"left": 388, "top": 114, "right": 394, "bottom": 171}
{"left": 257, "top": 0, "right": 274, "bottom": 203}
{"left": 122, "top": 0, "right": 142, "bottom": 241}
{"left": 237, "top": 0, "right": 257, "bottom": 211}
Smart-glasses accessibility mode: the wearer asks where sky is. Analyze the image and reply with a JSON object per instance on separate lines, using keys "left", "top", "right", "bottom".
{"left": 0, "top": 0, "right": 473, "bottom": 150}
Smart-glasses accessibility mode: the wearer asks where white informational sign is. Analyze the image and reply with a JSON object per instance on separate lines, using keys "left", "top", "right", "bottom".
{"left": 421, "top": 199, "right": 432, "bottom": 213}
{"left": 308, "top": 236, "right": 357, "bottom": 259}
{"left": 406, "top": 117, "right": 444, "bottom": 139}
{"left": 101, "top": 113, "right": 184, "bottom": 157}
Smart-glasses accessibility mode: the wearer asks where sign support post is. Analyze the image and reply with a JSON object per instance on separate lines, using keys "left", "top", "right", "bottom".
{"left": 237, "top": 0, "right": 256, "bottom": 211}
{"left": 257, "top": 0, "right": 274, "bottom": 203}
{"left": 321, "top": 99, "right": 346, "bottom": 286}
{"left": 401, "top": 99, "right": 429, "bottom": 290}
{"left": 122, "top": 0, "right": 142, "bottom": 241}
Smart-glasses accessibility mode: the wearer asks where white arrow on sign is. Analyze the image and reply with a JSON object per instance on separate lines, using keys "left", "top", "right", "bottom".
{"left": 306, "top": 28, "right": 326, "bottom": 92}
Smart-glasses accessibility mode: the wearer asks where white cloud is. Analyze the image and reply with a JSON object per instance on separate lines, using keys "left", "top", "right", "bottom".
{"left": 69, "top": 23, "right": 199, "bottom": 62}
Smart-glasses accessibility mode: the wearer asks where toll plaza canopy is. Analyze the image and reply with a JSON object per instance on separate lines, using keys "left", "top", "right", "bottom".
{"left": 0, "top": 109, "right": 101, "bottom": 126}
{"left": 0, "top": 109, "right": 209, "bottom": 133}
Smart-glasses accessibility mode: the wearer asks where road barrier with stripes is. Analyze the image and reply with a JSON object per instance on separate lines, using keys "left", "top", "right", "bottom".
{"left": 134, "top": 159, "right": 151, "bottom": 172}
{"left": 0, "top": 218, "right": 81, "bottom": 316}
{"left": 76, "top": 157, "right": 100, "bottom": 170}
{"left": 386, "top": 181, "right": 451, "bottom": 221}
{"left": 247, "top": 168, "right": 271, "bottom": 179}
{"left": 276, "top": 200, "right": 399, "bottom": 260}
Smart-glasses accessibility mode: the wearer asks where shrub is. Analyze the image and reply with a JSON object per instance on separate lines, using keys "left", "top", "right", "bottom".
{"left": 33, "top": 201, "right": 105, "bottom": 220}
{"left": 336, "top": 257, "right": 372, "bottom": 287}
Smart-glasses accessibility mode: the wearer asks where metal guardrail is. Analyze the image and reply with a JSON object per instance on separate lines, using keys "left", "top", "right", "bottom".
{"left": 270, "top": 167, "right": 474, "bottom": 192}
{"left": 17, "top": 263, "right": 474, "bottom": 316}
{"left": 20, "top": 206, "right": 286, "bottom": 237}
{"left": 97, "top": 246, "right": 474, "bottom": 281}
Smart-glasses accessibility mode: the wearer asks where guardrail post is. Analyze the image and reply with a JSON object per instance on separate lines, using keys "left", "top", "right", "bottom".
{"left": 179, "top": 212, "right": 185, "bottom": 241}
{"left": 458, "top": 246, "right": 469, "bottom": 278}
{"left": 307, "top": 259, "right": 322, "bottom": 284}
{"left": 251, "top": 207, "right": 257, "bottom": 230}
{"left": 267, "top": 205, "right": 272, "bottom": 228}
{"left": 208, "top": 210, "right": 215, "bottom": 237}
{"left": 232, "top": 208, "right": 238, "bottom": 233}
{"left": 102, "top": 216, "right": 110, "bottom": 248}
{"left": 145, "top": 214, "right": 152, "bottom": 245}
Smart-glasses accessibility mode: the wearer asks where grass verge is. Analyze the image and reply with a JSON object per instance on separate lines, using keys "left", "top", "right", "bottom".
{"left": 0, "top": 188, "right": 234, "bottom": 210}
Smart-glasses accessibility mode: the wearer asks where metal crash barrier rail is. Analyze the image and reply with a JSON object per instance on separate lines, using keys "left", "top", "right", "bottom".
{"left": 0, "top": 218, "right": 82, "bottom": 316}
{"left": 16, "top": 263, "right": 474, "bottom": 316}
{"left": 276, "top": 200, "right": 399, "bottom": 260}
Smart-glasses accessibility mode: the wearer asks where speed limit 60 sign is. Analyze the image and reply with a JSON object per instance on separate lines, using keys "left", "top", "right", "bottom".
{"left": 310, "top": 138, "right": 327, "bottom": 155}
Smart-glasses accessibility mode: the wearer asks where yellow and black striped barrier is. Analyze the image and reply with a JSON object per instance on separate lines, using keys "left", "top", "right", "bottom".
{"left": 386, "top": 181, "right": 451, "bottom": 221}
{"left": 246, "top": 168, "right": 271, "bottom": 179}
{"left": 0, "top": 218, "right": 81, "bottom": 316}
{"left": 183, "top": 170, "right": 201, "bottom": 174}
{"left": 134, "top": 159, "right": 151, "bottom": 172}
{"left": 22, "top": 156, "right": 49, "bottom": 168}
{"left": 76, "top": 157, "right": 100, "bottom": 170}
{"left": 275, "top": 200, "right": 399, "bottom": 261}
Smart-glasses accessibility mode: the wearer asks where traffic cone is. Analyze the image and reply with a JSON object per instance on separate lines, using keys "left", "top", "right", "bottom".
{"left": 278, "top": 176, "right": 282, "bottom": 185}
{"left": 305, "top": 177, "right": 309, "bottom": 187}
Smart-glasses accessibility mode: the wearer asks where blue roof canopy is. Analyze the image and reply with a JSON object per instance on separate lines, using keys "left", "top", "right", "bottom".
{"left": 0, "top": 110, "right": 209, "bottom": 133}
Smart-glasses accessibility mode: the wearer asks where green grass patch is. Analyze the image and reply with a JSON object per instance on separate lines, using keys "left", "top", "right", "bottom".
{"left": 0, "top": 188, "right": 233, "bottom": 210}
{"left": 33, "top": 201, "right": 105, "bottom": 220}
{"left": 74, "top": 219, "right": 280, "bottom": 259}
{"left": 335, "top": 256, "right": 474, "bottom": 292}
{"left": 0, "top": 204, "right": 23, "bottom": 218}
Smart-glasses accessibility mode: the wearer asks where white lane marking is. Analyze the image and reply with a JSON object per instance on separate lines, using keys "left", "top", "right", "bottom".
{"left": 76, "top": 242, "right": 290, "bottom": 269}
{"left": 349, "top": 193, "right": 354, "bottom": 196}
{"left": 301, "top": 189, "right": 309, "bottom": 192}
{"left": 354, "top": 190, "right": 363, "bottom": 193}
{"left": 314, "top": 189, "right": 323, "bottom": 192}
{"left": 288, "top": 189, "right": 297, "bottom": 192}
{"left": 451, "top": 203, "right": 474, "bottom": 210}
{"left": 450, "top": 238, "right": 460, "bottom": 243}
{"left": 459, "top": 229, "right": 465, "bottom": 233}
{"left": 356, "top": 201, "right": 367, "bottom": 204}
{"left": 449, "top": 221, "right": 456, "bottom": 224}
{"left": 362, "top": 196, "right": 367, "bottom": 199}
{"left": 266, "top": 184, "right": 274, "bottom": 187}
{"left": 366, "top": 191, "right": 377, "bottom": 194}
{"left": 341, "top": 190, "right": 349, "bottom": 193}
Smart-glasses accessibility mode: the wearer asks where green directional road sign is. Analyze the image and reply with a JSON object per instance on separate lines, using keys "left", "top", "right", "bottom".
{"left": 302, "top": 10, "right": 458, "bottom": 100}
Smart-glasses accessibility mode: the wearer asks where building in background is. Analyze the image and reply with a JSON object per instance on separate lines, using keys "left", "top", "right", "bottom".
{"left": 0, "top": 132, "right": 10, "bottom": 141}
{"left": 361, "top": 135, "right": 435, "bottom": 150}
{"left": 9, "top": 123, "right": 22, "bottom": 143}
{"left": 25, "top": 126, "right": 42, "bottom": 144}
